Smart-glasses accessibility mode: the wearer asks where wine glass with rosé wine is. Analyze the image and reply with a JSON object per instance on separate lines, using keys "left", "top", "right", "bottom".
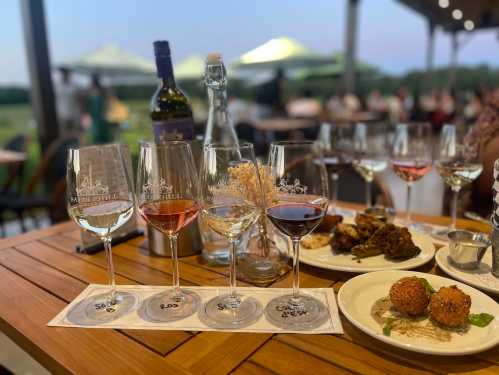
{"left": 137, "top": 141, "right": 201, "bottom": 322}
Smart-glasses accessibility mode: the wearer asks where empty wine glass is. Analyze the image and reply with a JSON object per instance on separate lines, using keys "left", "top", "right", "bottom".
{"left": 199, "top": 143, "right": 262, "bottom": 328}
{"left": 391, "top": 123, "right": 432, "bottom": 227}
{"left": 352, "top": 122, "right": 388, "bottom": 207}
{"left": 317, "top": 122, "right": 354, "bottom": 214}
{"left": 67, "top": 143, "right": 136, "bottom": 322}
{"left": 265, "top": 141, "right": 329, "bottom": 330}
{"left": 137, "top": 141, "right": 201, "bottom": 322}
{"left": 434, "top": 124, "right": 483, "bottom": 240}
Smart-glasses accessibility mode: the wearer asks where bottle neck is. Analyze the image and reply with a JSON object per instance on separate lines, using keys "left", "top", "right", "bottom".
{"left": 156, "top": 55, "right": 176, "bottom": 88}
{"left": 207, "top": 86, "right": 227, "bottom": 111}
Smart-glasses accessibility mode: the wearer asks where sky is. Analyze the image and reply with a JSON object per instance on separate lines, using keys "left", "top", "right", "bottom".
{"left": 2, "top": 0, "right": 499, "bottom": 85}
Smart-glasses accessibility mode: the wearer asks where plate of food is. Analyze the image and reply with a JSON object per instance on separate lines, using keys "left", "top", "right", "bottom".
{"left": 338, "top": 270, "right": 499, "bottom": 355}
{"left": 436, "top": 246, "right": 499, "bottom": 295}
{"left": 299, "top": 213, "right": 435, "bottom": 272}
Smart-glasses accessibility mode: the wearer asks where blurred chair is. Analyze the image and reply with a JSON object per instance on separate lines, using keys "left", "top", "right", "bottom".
{"left": 0, "top": 137, "right": 78, "bottom": 235}
{"left": 1, "top": 134, "right": 29, "bottom": 195}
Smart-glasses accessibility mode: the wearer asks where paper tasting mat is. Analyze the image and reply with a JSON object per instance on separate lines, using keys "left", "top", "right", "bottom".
{"left": 48, "top": 285, "right": 343, "bottom": 334}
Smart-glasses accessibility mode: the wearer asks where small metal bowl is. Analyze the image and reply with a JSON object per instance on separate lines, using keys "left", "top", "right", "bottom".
{"left": 364, "top": 206, "right": 396, "bottom": 223}
{"left": 447, "top": 230, "right": 491, "bottom": 270}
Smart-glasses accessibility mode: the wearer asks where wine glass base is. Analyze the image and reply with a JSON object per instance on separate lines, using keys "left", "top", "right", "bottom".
{"left": 67, "top": 291, "right": 138, "bottom": 325}
{"left": 264, "top": 294, "right": 329, "bottom": 331}
{"left": 145, "top": 289, "right": 200, "bottom": 322}
{"left": 431, "top": 228, "right": 452, "bottom": 242}
{"left": 199, "top": 293, "right": 263, "bottom": 329}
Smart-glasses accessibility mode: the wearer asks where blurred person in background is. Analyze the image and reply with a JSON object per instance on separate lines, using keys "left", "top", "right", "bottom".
{"left": 85, "top": 74, "right": 112, "bottom": 144}
{"left": 255, "top": 68, "right": 286, "bottom": 118}
{"left": 286, "top": 89, "right": 322, "bottom": 118}
{"left": 367, "top": 89, "right": 387, "bottom": 119}
{"left": 326, "top": 90, "right": 346, "bottom": 118}
{"left": 464, "top": 90, "right": 483, "bottom": 125}
{"left": 343, "top": 92, "right": 361, "bottom": 114}
{"left": 55, "top": 68, "right": 81, "bottom": 138}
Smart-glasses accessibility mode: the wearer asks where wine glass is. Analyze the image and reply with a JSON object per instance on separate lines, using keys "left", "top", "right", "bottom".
{"left": 391, "top": 123, "right": 432, "bottom": 227}
{"left": 136, "top": 141, "right": 201, "bottom": 322}
{"left": 317, "top": 122, "right": 354, "bottom": 214}
{"left": 434, "top": 124, "right": 483, "bottom": 239}
{"left": 265, "top": 140, "right": 329, "bottom": 330}
{"left": 67, "top": 143, "right": 136, "bottom": 322}
{"left": 352, "top": 122, "right": 388, "bottom": 207}
{"left": 199, "top": 143, "right": 262, "bottom": 328}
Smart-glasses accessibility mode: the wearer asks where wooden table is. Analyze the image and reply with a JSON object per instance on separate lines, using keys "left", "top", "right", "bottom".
{"left": 0, "top": 204, "right": 497, "bottom": 374}
{"left": 0, "top": 149, "right": 27, "bottom": 164}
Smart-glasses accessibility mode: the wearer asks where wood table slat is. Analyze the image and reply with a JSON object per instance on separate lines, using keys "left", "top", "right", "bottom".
{"left": 0, "top": 222, "right": 76, "bottom": 250}
{"left": 232, "top": 361, "right": 277, "bottom": 375}
{"left": 249, "top": 339, "right": 354, "bottom": 375}
{"left": 0, "top": 265, "right": 189, "bottom": 375}
{"left": 165, "top": 332, "right": 272, "bottom": 375}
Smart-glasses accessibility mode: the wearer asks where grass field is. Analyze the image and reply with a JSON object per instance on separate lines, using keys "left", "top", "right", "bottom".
{"left": 0, "top": 100, "right": 152, "bottom": 192}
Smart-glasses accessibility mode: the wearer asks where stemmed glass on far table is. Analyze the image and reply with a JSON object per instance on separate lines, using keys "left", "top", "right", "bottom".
{"left": 265, "top": 141, "right": 330, "bottom": 330}
{"left": 433, "top": 124, "right": 483, "bottom": 240}
{"left": 391, "top": 123, "right": 433, "bottom": 231}
{"left": 67, "top": 143, "right": 137, "bottom": 322}
{"left": 352, "top": 122, "right": 389, "bottom": 207}
{"left": 199, "top": 143, "right": 262, "bottom": 329}
{"left": 136, "top": 141, "right": 201, "bottom": 322}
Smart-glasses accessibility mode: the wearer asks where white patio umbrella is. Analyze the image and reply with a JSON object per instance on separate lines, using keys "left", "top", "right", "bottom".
{"left": 174, "top": 55, "right": 205, "bottom": 81}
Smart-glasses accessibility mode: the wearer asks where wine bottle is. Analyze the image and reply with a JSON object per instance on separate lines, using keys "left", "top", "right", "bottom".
{"left": 203, "top": 53, "right": 238, "bottom": 146}
{"left": 151, "top": 40, "right": 194, "bottom": 142}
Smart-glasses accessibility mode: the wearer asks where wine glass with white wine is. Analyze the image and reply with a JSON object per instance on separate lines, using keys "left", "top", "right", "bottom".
{"left": 198, "top": 143, "right": 262, "bottom": 329}
{"left": 352, "top": 122, "right": 389, "bottom": 207}
{"left": 434, "top": 124, "right": 483, "bottom": 240}
{"left": 67, "top": 144, "right": 137, "bottom": 322}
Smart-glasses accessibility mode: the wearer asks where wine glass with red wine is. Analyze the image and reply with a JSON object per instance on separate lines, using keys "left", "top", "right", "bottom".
{"left": 137, "top": 141, "right": 201, "bottom": 322}
{"left": 391, "top": 122, "right": 432, "bottom": 227}
{"left": 265, "top": 141, "right": 329, "bottom": 330}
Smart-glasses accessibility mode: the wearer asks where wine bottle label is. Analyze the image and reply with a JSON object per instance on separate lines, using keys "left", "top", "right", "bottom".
{"left": 153, "top": 118, "right": 194, "bottom": 142}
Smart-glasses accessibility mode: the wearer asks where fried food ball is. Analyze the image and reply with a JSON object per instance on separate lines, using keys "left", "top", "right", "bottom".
{"left": 389, "top": 277, "right": 430, "bottom": 316}
{"left": 429, "top": 286, "right": 471, "bottom": 327}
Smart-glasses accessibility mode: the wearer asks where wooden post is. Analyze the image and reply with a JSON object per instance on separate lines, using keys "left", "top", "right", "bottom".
{"left": 449, "top": 31, "right": 458, "bottom": 91}
{"left": 343, "top": 0, "right": 360, "bottom": 94}
{"left": 425, "top": 20, "right": 435, "bottom": 92}
{"left": 20, "top": 0, "right": 59, "bottom": 154}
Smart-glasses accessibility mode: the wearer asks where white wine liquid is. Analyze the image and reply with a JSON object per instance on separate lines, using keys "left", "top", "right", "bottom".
{"left": 202, "top": 204, "right": 258, "bottom": 239}
{"left": 353, "top": 159, "right": 388, "bottom": 181}
{"left": 69, "top": 200, "right": 134, "bottom": 238}
{"left": 435, "top": 161, "right": 483, "bottom": 189}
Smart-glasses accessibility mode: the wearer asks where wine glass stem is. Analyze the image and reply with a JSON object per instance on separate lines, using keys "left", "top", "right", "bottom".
{"left": 451, "top": 187, "right": 460, "bottom": 230}
{"left": 168, "top": 233, "right": 181, "bottom": 296}
{"left": 406, "top": 182, "right": 412, "bottom": 224}
{"left": 291, "top": 237, "right": 300, "bottom": 299}
{"left": 103, "top": 236, "right": 117, "bottom": 305}
{"left": 366, "top": 179, "right": 372, "bottom": 208}
{"left": 229, "top": 239, "right": 238, "bottom": 298}
{"left": 330, "top": 173, "right": 339, "bottom": 213}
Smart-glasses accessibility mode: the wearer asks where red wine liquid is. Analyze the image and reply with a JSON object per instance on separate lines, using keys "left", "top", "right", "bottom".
{"left": 140, "top": 199, "right": 199, "bottom": 234}
{"left": 392, "top": 160, "right": 431, "bottom": 182}
{"left": 267, "top": 203, "right": 325, "bottom": 238}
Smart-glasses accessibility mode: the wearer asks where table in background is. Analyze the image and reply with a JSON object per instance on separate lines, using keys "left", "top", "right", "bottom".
{"left": 0, "top": 149, "right": 26, "bottom": 164}
{"left": 0, "top": 203, "right": 497, "bottom": 374}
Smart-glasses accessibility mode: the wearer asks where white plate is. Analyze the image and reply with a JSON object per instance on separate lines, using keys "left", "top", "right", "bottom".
{"left": 300, "top": 226, "right": 436, "bottom": 273}
{"left": 436, "top": 246, "right": 499, "bottom": 295}
{"left": 338, "top": 270, "right": 499, "bottom": 356}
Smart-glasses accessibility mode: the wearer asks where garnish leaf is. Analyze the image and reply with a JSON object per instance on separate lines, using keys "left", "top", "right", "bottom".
{"left": 419, "top": 278, "right": 436, "bottom": 294}
{"left": 383, "top": 317, "right": 396, "bottom": 336}
{"left": 468, "top": 313, "right": 494, "bottom": 327}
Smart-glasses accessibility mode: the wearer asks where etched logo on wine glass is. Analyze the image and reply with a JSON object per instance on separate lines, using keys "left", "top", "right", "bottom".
{"left": 209, "top": 179, "right": 245, "bottom": 199}
{"left": 73, "top": 172, "right": 111, "bottom": 204}
{"left": 142, "top": 178, "right": 179, "bottom": 200}
{"left": 277, "top": 178, "right": 307, "bottom": 194}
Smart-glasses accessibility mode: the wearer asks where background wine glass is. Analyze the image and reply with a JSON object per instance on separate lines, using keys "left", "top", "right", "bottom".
{"left": 352, "top": 122, "right": 389, "bottom": 207}
{"left": 67, "top": 143, "right": 136, "bottom": 322}
{"left": 199, "top": 143, "right": 262, "bottom": 329}
{"left": 434, "top": 124, "right": 483, "bottom": 239}
{"left": 317, "top": 122, "right": 354, "bottom": 214}
{"left": 391, "top": 122, "right": 432, "bottom": 226}
{"left": 265, "top": 140, "right": 329, "bottom": 330}
{"left": 137, "top": 141, "right": 201, "bottom": 322}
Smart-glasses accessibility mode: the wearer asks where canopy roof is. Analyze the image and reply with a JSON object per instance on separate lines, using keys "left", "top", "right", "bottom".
{"left": 231, "top": 36, "right": 333, "bottom": 69}
{"left": 174, "top": 55, "right": 205, "bottom": 81}
{"left": 58, "top": 43, "right": 155, "bottom": 76}
{"left": 397, "top": 0, "right": 499, "bottom": 31}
